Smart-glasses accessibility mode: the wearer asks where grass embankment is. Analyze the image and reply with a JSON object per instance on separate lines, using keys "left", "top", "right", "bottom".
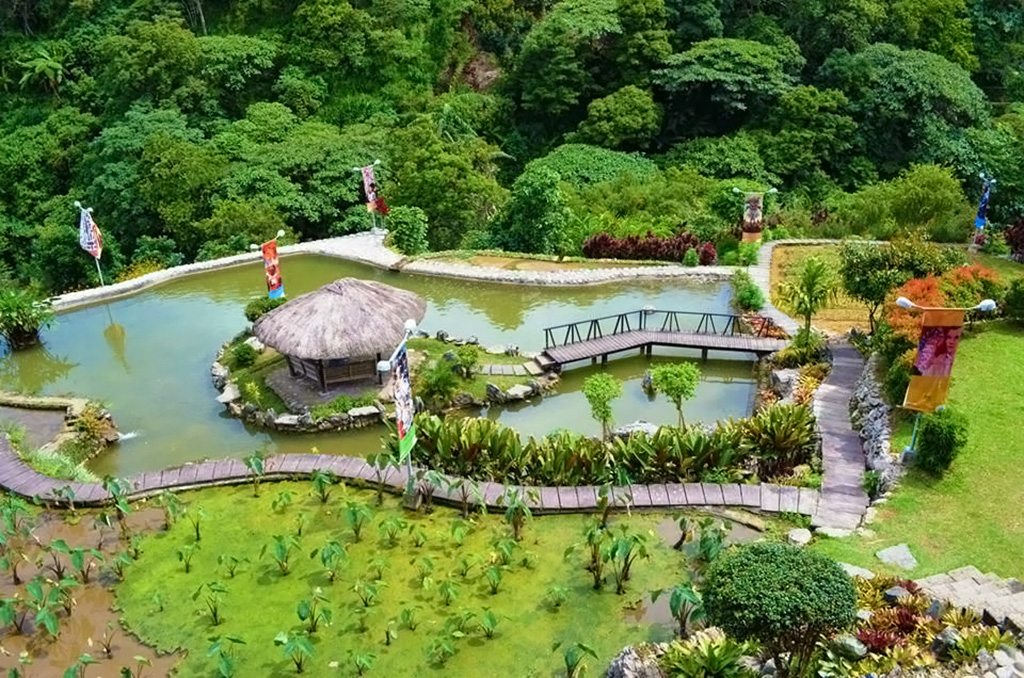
{"left": 407, "top": 338, "right": 530, "bottom": 402}
{"left": 813, "top": 322, "right": 1024, "bottom": 578}
{"left": 770, "top": 244, "right": 1024, "bottom": 335}
{"left": 222, "top": 339, "right": 289, "bottom": 414}
{"left": 116, "top": 482, "right": 685, "bottom": 677}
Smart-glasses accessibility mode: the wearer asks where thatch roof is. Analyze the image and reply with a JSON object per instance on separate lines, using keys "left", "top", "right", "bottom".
{"left": 253, "top": 278, "right": 426, "bottom": 360}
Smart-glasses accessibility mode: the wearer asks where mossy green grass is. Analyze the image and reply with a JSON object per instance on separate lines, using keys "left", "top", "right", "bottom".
{"left": 117, "top": 481, "right": 684, "bottom": 677}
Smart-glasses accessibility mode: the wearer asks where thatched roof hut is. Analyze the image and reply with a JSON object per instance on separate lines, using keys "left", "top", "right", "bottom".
{"left": 254, "top": 278, "right": 426, "bottom": 390}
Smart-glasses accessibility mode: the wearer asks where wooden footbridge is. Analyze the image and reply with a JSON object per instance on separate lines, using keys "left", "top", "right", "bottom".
{"left": 536, "top": 309, "right": 788, "bottom": 372}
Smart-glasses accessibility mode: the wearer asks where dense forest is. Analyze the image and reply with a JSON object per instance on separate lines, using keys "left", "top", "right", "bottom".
{"left": 1, "top": 0, "right": 1023, "bottom": 292}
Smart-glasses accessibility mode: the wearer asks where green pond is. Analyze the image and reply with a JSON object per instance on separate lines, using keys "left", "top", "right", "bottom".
{"left": 0, "top": 255, "right": 756, "bottom": 477}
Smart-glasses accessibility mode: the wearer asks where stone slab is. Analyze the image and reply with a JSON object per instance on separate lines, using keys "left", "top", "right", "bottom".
{"left": 797, "top": 488, "right": 819, "bottom": 516}
{"left": 665, "top": 483, "right": 686, "bottom": 506}
{"left": 876, "top": 543, "right": 918, "bottom": 570}
{"left": 683, "top": 483, "right": 705, "bottom": 505}
{"left": 700, "top": 484, "right": 724, "bottom": 505}
{"left": 630, "top": 484, "right": 652, "bottom": 508}
{"left": 760, "top": 484, "right": 781, "bottom": 512}
{"left": 778, "top": 486, "right": 800, "bottom": 513}
{"left": 739, "top": 484, "right": 761, "bottom": 508}
{"left": 539, "top": 487, "right": 561, "bottom": 510}
{"left": 557, "top": 486, "right": 579, "bottom": 510}
{"left": 647, "top": 483, "right": 669, "bottom": 507}
{"left": 720, "top": 484, "right": 742, "bottom": 506}
{"left": 576, "top": 486, "right": 599, "bottom": 510}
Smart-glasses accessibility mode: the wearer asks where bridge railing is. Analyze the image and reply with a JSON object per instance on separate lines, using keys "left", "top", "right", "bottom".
{"left": 542, "top": 309, "right": 779, "bottom": 349}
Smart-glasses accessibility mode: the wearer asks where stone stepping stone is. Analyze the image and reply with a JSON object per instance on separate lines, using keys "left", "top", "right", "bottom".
{"left": 876, "top": 543, "right": 918, "bottom": 570}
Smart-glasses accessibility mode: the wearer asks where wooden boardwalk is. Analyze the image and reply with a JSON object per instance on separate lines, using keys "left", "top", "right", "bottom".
{"left": 543, "top": 329, "right": 787, "bottom": 367}
{"left": 0, "top": 435, "right": 821, "bottom": 517}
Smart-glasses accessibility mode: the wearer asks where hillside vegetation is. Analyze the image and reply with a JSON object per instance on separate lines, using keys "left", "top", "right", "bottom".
{"left": 1, "top": 0, "right": 1023, "bottom": 291}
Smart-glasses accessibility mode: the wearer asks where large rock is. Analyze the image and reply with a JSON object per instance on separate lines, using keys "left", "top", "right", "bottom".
{"left": 787, "top": 528, "right": 812, "bottom": 546}
{"left": 506, "top": 384, "right": 535, "bottom": 400}
{"left": 932, "top": 626, "right": 962, "bottom": 660}
{"left": 485, "top": 345, "right": 507, "bottom": 355}
{"left": 243, "top": 336, "right": 265, "bottom": 352}
{"left": 451, "top": 392, "right": 476, "bottom": 408}
{"left": 612, "top": 421, "right": 661, "bottom": 438}
{"left": 770, "top": 368, "right": 800, "bottom": 403}
{"left": 605, "top": 644, "right": 669, "bottom": 678}
{"left": 876, "top": 543, "right": 918, "bottom": 570}
{"left": 274, "top": 414, "right": 300, "bottom": 428}
{"left": 884, "top": 586, "right": 911, "bottom": 604}
{"left": 348, "top": 406, "right": 380, "bottom": 418}
{"left": 840, "top": 563, "right": 875, "bottom": 580}
{"left": 485, "top": 383, "right": 505, "bottom": 403}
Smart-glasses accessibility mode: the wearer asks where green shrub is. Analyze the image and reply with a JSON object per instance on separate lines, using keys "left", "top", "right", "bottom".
{"left": 703, "top": 543, "right": 856, "bottom": 678}
{"left": 862, "top": 470, "right": 883, "bottom": 500}
{"left": 453, "top": 345, "right": 479, "bottom": 378}
{"left": 742, "top": 403, "right": 817, "bottom": 478}
{"left": 883, "top": 352, "right": 913, "bottom": 405}
{"left": 310, "top": 393, "right": 377, "bottom": 421}
{"left": 735, "top": 283, "right": 765, "bottom": 312}
{"left": 0, "top": 288, "right": 56, "bottom": 350}
{"left": 915, "top": 408, "right": 968, "bottom": 475}
{"left": 1002, "top": 278, "right": 1024, "bottom": 322}
{"left": 416, "top": 360, "right": 459, "bottom": 410}
{"left": 245, "top": 297, "right": 286, "bottom": 322}
{"left": 386, "top": 205, "right": 430, "bottom": 256}
{"left": 773, "top": 330, "right": 827, "bottom": 368}
{"left": 683, "top": 248, "right": 699, "bottom": 267}
{"left": 231, "top": 342, "right": 258, "bottom": 369}
{"left": 661, "top": 631, "right": 756, "bottom": 678}
{"left": 737, "top": 242, "right": 759, "bottom": 266}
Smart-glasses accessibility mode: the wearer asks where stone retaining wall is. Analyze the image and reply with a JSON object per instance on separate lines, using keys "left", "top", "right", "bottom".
{"left": 850, "top": 353, "right": 900, "bottom": 492}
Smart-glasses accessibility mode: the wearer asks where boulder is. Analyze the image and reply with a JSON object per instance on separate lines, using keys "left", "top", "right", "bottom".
{"left": 856, "top": 609, "right": 873, "bottom": 623}
{"left": 243, "top": 336, "right": 265, "bottom": 352}
{"left": 976, "top": 649, "right": 998, "bottom": 672}
{"left": 840, "top": 563, "right": 875, "bottom": 580}
{"left": 833, "top": 634, "right": 868, "bottom": 660}
{"left": 435, "top": 330, "right": 449, "bottom": 342}
{"left": 216, "top": 383, "right": 239, "bottom": 403}
{"left": 876, "top": 543, "right": 918, "bottom": 570}
{"left": 787, "top": 528, "right": 812, "bottom": 547}
{"left": 770, "top": 368, "right": 800, "bottom": 403}
{"left": 641, "top": 370, "right": 654, "bottom": 394}
{"left": 442, "top": 351, "right": 456, "bottom": 362}
{"left": 485, "top": 345, "right": 507, "bottom": 355}
{"left": 505, "top": 384, "right": 534, "bottom": 400}
{"left": 931, "top": 626, "right": 961, "bottom": 659}
{"left": 605, "top": 644, "right": 668, "bottom": 678}
{"left": 485, "top": 383, "right": 505, "bottom": 403}
{"left": 884, "top": 586, "right": 911, "bottom": 604}
{"left": 348, "top": 406, "right": 380, "bottom": 418}
{"left": 451, "top": 392, "right": 476, "bottom": 408}
{"left": 504, "top": 345, "right": 520, "bottom": 357}
{"left": 612, "top": 421, "right": 661, "bottom": 438}
{"left": 274, "top": 414, "right": 300, "bottom": 428}
{"left": 465, "top": 336, "right": 478, "bottom": 345}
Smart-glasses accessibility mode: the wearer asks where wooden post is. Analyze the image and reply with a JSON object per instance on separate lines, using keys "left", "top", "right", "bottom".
{"left": 601, "top": 354, "right": 608, "bottom": 365}
{"left": 376, "top": 352, "right": 383, "bottom": 385}
{"left": 701, "top": 348, "right": 708, "bottom": 361}
{"left": 645, "top": 344, "right": 652, "bottom": 356}
{"left": 318, "top": 360, "right": 327, "bottom": 393}
{"left": 591, "top": 357, "right": 597, "bottom": 365}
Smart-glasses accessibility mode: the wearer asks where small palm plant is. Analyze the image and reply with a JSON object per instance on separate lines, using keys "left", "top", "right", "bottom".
{"left": 778, "top": 256, "right": 838, "bottom": 340}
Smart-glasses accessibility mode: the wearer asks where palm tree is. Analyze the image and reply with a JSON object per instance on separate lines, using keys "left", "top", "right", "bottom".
{"left": 17, "top": 47, "right": 67, "bottom": 98}
{"left": 778, "top": 256, "right": 838, "bottom": 340}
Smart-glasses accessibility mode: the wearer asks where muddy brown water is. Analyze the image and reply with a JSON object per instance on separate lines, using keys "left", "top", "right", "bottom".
{"left": 0, "top": 507, "right": 180, "bottom": 676}
{"left": 0, "top": 406, "right": 67, "bottom": 451}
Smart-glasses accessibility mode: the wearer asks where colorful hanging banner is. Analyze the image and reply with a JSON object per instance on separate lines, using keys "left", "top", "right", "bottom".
{"left": 392, "top": 341, "right": 416, "bottom": 460}
{"left": 362, "top": 165, "right": 377, "bottom": 211}
{"left": 974, "top": 179, "right": 992, "bottom": 231}
{"left": 78, "top": 208, "right": 103, "bottom": 259}
{"left": 261, "top": 239, "right": 285, "bottom": 299}
{"left": 903, "top": 308, "right": 965, "bottom": 412}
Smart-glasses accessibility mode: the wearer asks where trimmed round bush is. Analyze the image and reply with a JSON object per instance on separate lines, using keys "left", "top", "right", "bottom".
{"left": 915, "top": 407, "right": 968, "bottom": 475}
{"left": 703, "top": 543, "right": 856, "bottom": 678}
{"left": 244, "top": 297, "right": 286, "bottom": 322}
{"left": 231, "top": 342, "right": 258, "bottom": 369}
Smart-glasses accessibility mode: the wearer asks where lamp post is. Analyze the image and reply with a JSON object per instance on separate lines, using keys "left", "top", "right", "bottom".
{"left": 896, "top": 296, "right": 996, "bottom": 457}
{"left": 248, "top": 229, "right": 287, "bottom": 252}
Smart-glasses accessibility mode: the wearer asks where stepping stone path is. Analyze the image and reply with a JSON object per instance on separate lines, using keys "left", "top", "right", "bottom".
{"left": 917, "top": 566, "right": 1024, "bottom": 632}
{"left": 876, "top": 543, "right": 919, "bottom": 570}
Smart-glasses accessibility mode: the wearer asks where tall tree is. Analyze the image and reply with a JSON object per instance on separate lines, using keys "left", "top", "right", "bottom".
{"left": 779, "top": 256, "right": 839, "bottom": 338}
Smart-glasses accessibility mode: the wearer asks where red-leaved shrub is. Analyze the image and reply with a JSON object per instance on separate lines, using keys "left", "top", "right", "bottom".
{"left": 582, "top": 231, "right": 715, "bottom": 263}
{"left": 1005, "top": 216, "right": 1024, "bottom": 262}
{"left": 699, "top": 241, "right": 718, "bottom": 265}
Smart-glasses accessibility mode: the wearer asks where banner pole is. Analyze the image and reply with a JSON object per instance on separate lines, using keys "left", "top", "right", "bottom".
{"left": 902, "top": 412, "right": 921, "bottom": 460}
{"left": 94, "top": 256, "right": 105, "bottom": 286}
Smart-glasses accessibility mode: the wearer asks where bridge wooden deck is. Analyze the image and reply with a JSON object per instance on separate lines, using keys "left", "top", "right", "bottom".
{"left": 543, "top": 329, "right": 787, "bottom": 367}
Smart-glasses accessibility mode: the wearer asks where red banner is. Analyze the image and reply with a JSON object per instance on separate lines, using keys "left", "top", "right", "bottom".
{"left": 261, "top": 239, "right": 285, "bottom": 299}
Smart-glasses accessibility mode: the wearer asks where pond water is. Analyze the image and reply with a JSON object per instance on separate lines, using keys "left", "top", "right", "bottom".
{"left": 0, "top": 255, "right": 756, "bottom": 476}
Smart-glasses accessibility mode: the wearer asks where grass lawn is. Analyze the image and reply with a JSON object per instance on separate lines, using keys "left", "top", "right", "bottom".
{"left": 770, "top": 244, "right": 871, "bottom": 334}
{"left": 813, "top": 321, "right": 1024, "bottom": 578}
{"left": 770, "top": 245, "right": 1024, "bottom": 336}
{"left": 408, "top": 338, "right": 534, "bottom": 403}
{"left": 117, "top": 482, "right": 686, "bottom": 677}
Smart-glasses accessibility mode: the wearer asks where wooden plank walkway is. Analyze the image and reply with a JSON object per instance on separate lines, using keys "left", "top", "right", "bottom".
{"left": 543, "top": 330, "right": 787, "bottom": 367}
{"left": 0, "top": 435, "right": 820, "bottom": 517}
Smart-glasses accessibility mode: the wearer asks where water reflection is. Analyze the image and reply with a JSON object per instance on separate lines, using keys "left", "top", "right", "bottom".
{"left": 3, "top": 254, "right": 744, "bottom": 476}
